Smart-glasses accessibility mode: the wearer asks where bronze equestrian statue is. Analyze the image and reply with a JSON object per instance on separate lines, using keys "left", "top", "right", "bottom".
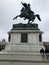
{"left": 13, "top": 2, "right": 41, "bottom": 24}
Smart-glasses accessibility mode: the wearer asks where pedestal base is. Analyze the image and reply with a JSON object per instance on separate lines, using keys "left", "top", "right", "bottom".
{"left": 1, "top": 43, "right": 49, "bottom": 64}
{"left": 4, "top": 43, "right": 43, "bottom": 52}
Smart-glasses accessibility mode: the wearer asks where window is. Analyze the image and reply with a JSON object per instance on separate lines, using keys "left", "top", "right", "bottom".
{"left": 8, "top": 34, "right": 11, "bottom": 42}
{"left": 39, "top": 34, "right": 42, "bottom": 42}
{"left": 21, "top": 33, "right": 28, "bottom": 43}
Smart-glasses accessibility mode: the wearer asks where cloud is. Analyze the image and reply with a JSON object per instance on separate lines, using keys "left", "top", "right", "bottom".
{"left": 0, "top": 0, "right": 49, "bottom": 41}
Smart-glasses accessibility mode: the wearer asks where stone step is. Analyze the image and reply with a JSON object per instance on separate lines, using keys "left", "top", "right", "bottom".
{"left": 0, "top": 52, "right": 49, "bottom": 62}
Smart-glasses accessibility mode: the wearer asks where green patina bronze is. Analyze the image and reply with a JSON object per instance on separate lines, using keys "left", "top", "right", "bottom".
{"left": 13, "top": 2, "right": 41, "bottom": 24}
{"left": 11, "top": 23, "right": 39, "bottom": 30}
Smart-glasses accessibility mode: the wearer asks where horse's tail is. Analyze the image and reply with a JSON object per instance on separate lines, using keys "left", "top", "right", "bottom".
{"left": 35, "top": 14, "right": 41, "bottom": 21}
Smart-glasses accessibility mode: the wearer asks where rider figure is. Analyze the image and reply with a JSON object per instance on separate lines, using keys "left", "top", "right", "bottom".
{"left": 21, "top": 2, "right": 34, "bottom": 19}
{"left": 21, "top": 2, "right": 34, "bottom": 20}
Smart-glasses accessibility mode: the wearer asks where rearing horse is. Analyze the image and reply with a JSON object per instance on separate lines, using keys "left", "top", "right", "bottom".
{"left": 13, "top": 12, "right": 41, "bottom": 24}
{"left": 13, "top": 2, "right": 41, "bottom": 24}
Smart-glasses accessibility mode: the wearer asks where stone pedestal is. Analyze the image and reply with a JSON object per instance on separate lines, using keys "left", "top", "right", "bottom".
{"left": 5, "top": 23, "right": 43, "bottom": 52}
{"left": 1, "top": 23, "right": 49, "bottom": 64}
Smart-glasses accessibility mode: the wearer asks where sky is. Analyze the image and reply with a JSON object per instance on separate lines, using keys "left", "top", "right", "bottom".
{"left": 0, "top": 0, "right": 49, "bottom": 42}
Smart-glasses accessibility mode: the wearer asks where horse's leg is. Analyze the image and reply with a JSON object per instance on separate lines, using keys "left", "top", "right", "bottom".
{"left": 30, "top": 19, "right": 34, "bottom": 24}
{"left": 13, "top": 15, "right": 19, "bottom": 20}
{"left": 28, "top": 19, "right": 31, "bottom": 24}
